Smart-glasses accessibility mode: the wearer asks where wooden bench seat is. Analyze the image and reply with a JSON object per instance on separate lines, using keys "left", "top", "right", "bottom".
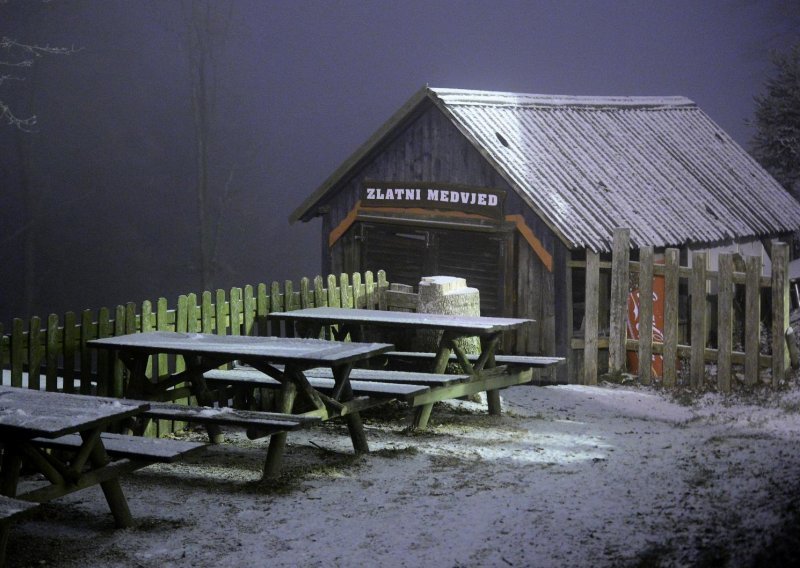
{"left": 31, "top": 432, "right": 207, "bottom": 463}
{"left": 205, "top": 364, "right": 534, "bottom": 431}
{"left": 383, "top": 351, "right": 565, "bottom": 369}
{"left": 204, "top": 368, "right": 441, "bottom": 401}
{"left": 306, "top": 367, "right": 471, "bottom": 387}
{"left": 140, "top": 402, "right": 321, "bottom": 436}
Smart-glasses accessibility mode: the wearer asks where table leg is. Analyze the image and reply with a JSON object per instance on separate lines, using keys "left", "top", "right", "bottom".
{"left": 0, "top": 525, "right": 10, "bottom": 568}
{"left": 0, "top": 448, "right": 22, "bottom": 498}
{"left": 411, "top": 404, "right": 434, "bottom": 430}
{"left": 411, "top": 332, "right": 457, "bottom": 430}
{"left": 185, "top": 359, "right": 225, "bottom": 444}
{"left": 480, "top": 336, "right": 502, "bottom": 416}
{"left": 332, "top": 364, "right": 368, "bottom": 454}
{"left": 82, "top": 431, "right": 133, "bottom": 528}
{"left": 262, "top": 382, "right": 297, "bottom": 479}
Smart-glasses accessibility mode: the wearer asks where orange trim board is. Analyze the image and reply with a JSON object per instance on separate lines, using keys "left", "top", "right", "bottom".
{"left": 327, "top": 202, "right": 494, "bottom": 247}
{"left": 505, "top": 214, "right": 553, "bottom": 272}
{"left": 328, "top": 203, "right": 361, "bottom": 248}
{"left": 327, "top": 204, "right": 553, "bottom": 273}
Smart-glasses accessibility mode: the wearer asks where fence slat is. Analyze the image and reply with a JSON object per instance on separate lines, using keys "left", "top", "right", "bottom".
{"left": 352, "top": 272, "right": 363, "bottom": 309}
{"left": 62, "top": 311, "right": 77, "bottom": 394}
{"left": 28, "top": 316, "right": 42, "bottom": 391}
{"left": 663, "top": 249, "right": 680, "bottom": 388}
{"left": 141, "top": 300, "right": 154, "bottom": 381}
{"left": 215, "top": 290, "right": 227, "bottom": 335}
{"left": 154, "top": 297, "right": 170, "bottom": 434}
{"left": 717, "top": 254, "right": 733, "bottom": 392}
{"left": 638, "top": 246, "right": 654, "bottom": 386}
{"left": 156, "top": 298, "right": 169, "bottom": 379}
{"left": 79, "top": 310, "right": 94, "bottom": 394}
{"left": 608, "top": 228, "right": 630, "bottom": 377}
{"left": 327, "top": 274, "right": 339, "bottom": 308}
{"left": 300, "top": 278, "right": 312, "bottom": 309}
{"left": 365, "top": 271, "right": 375, "bottom": 309}
{"left": 175, "top": 296, "right": 188, "bottom": 374}
{"left": 112, "top": 305, "right": 126, "bottom": 398}
{"left": 96, "top": 308, "right": 111, "bottom": 396}
{"left": 230, "top": 287, "right": 243, "bottom": 336}
{"left": 45, "top": 314, "right": 59, "bottom": 392}
{"left": 771, "top": 242, "right": 790, "bottom": 386}
{"left": 200, "top": 292, "right": 212, "bottom": 334}
{"left": 744, "top": 255, "right": 761, "bottom": 385}
{"left": 270, "top": 282, "right": 283, "bottom": 337}
{"left": 340, "top": 273, "right": 352, "bottom": 308}
{"left": 10, "top": 319, "right": 23, "bottom": 388}
{"left": 186, "top": 294, "right": 199, "bottom": 333}
{"left": 284, "top": 280, "right": 295, "bottom": 312}
{"left": 256, "top": 283, "right": 269, "bottom": 335}
{"left": 314, "top": 275, "right": 326, "bottom": 308}
{"left": 243, "top": 285, "right": 256, "bottom": 335}
{"left": 584, "top": 250, "right": 599, "bottom": 385}
{"left": 690, "top": 252, "right": 707, "bottom": 388}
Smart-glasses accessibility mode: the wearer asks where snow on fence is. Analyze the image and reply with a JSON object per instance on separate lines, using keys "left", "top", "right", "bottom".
{"left": 580, "top": 228, "right": 793, "bottom": 391}
{"left": 0, "top": 271, "right": 389, "bottom": 397}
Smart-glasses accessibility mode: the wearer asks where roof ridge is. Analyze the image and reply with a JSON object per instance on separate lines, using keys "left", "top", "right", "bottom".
{"left": 429, "top": 87, "right": 695, "bottom": 108}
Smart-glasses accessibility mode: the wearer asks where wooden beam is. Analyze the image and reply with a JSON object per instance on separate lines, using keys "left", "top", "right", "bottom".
{"left": 608, "top": 228, "right": 630, "bottom": 378}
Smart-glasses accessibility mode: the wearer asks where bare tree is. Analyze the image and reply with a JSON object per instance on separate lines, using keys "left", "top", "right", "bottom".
{"left": 0, "top": 35, "right": 78, "bottom": 130}
{"left": 1, "top": 11, "right": 79, "bottom": 316}
{"left": 182, "top": 0, "right": 233, "bottom": 293}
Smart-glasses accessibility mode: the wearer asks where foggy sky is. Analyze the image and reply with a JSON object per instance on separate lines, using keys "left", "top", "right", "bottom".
{"left": 1, "top": 0, "right": 798, "bottom": 323}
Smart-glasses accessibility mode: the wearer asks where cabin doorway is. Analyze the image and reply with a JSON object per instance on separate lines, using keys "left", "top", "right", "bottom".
{"left": 356, "top": 222, "right": 507, "bottom": 316}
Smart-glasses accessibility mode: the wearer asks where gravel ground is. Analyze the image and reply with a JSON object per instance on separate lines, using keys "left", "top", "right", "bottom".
{"left": 7, "top": 370, "right": 800, "bottom": 568}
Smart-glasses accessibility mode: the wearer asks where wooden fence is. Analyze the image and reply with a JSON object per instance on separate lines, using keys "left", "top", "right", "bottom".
{"left": 0, "top": 271, "right": 389, "bottom": 396}
{"left": 578, "top": 228, "right": 793, "bottom": 391}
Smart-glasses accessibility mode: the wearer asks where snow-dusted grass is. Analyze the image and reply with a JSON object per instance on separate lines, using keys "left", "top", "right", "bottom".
{"left": 8, "top": 378, "right": 800, "bottom": 567}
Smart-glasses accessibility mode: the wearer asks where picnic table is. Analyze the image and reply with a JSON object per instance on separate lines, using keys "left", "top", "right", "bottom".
{"left": 269, "top": 307, "right": 541, "bottom": 428}
{"left": 88, "top": 332, "right": 394, "bottom": 477}
{"left": 0, "top": 386, "right": 203, "bottom": 564}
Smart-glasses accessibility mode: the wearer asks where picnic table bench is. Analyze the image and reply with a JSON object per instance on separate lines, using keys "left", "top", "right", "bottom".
{"left": 269, "top": 308, "right": 546, "bottom": 429}
{"left": 0, "top": 386, "right": 205, "bottom": 564}
{"left": 204, "top": 364, "right": 533, "bottom": 427}
{"left": 204, "top": 366, "right": 473, "bottom": 424}
{"left": 139, "top": 402, "right": 321, "bottom": 439}
{"left": 88, "top": 332, "right": 395, "bottom": 478}
{"left": 31, "top": 431, "right": 206, "bottom": 464}
{"left": 383, "top": 351, "right": 565, "bottom": 369}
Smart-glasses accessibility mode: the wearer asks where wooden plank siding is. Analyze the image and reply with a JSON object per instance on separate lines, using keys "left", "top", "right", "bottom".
{"left": 575, "top": 228, "right": 792, "bottom": 391}
{"left": 322, "top": 102, "right": 568, "bottom": 380}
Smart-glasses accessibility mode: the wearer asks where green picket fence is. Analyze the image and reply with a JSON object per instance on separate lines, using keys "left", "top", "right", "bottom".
{"left": 0, "top": 271, "right": 389, "bottom": 396}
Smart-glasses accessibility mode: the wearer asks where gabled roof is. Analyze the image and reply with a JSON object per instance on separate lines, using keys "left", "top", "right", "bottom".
{"left": 291, "top": 86, "right": 800, "bottom": 252}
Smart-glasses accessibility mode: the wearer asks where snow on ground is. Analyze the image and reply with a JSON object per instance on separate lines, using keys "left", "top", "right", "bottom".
{"left": 7, "top": 377, "right": 800, "bottom": 568}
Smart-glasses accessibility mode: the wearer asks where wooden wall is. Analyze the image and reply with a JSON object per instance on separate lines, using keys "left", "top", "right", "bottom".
{"left": 317, "top": 101, "right": 570, "bottom": 375}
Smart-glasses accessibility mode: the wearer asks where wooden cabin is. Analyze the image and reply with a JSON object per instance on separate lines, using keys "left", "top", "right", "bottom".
{"left": 290, "top": 87, "right": 800, "bottom": 382}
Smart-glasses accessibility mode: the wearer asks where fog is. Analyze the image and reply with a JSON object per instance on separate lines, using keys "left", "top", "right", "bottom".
{"left": 1, "top": 0, "right": 797, "bottom": 324}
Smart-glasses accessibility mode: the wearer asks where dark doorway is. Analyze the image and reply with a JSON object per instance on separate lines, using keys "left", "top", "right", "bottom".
{"left": 358, "top": 222, "right": 506, "bottom": 316}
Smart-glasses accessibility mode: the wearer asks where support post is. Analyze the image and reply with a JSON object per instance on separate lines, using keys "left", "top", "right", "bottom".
{"left": 771, "top": 242, "right": 790, "bottom": 386}
{"left": 608, "top": 228, "right": 630, "bottom": 378}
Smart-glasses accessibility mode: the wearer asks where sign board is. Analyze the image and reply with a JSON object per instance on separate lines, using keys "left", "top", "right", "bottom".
{"left": 361, "top": 181, "right": 506, "bottom": 219}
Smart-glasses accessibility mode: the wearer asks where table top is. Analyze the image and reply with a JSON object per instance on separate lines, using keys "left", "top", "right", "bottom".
{"left": 89, "top": 331, "right": 394, "bottom": 367}
{"left": 0, "top": 387, "right": 149, "bottom": 439}
{"left": 269, "top": 307, "right": 534, "bottom": 335}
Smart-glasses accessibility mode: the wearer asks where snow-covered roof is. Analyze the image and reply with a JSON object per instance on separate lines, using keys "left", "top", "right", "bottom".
{"left": 291, "top": 87, "right": 800, "bottom": 252}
